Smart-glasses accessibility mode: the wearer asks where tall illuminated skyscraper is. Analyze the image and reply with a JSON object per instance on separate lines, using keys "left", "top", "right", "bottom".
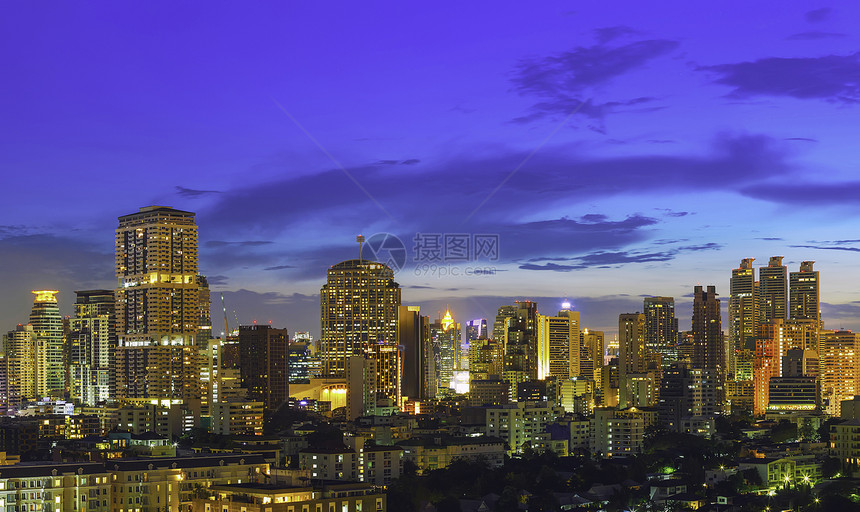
{"left": 68, "top": 290, "right": 115, "bottom": 406}
{"left": 692, "top": 285, "right": 724, "bottom": 373}
{"left": 320, "top": 258, "right": 401, "bottom": 405}
{"left": 29, "top": 290, "right": 63, "bottom": 397}
{"left": 537, "top": 306, "right": 580, "bottom": 381}
{"left": 2, "top": 324, "right": 37, "bottom": 409}
{"left": 789, "top": 261, "right": 820, "bottom": 328}
{"left": 729, "top": 259, "right": 757, "bottom": 379}
{"left": 643, "top": 297, "right": 678, "bottom": 363}
{"left": 495, "top": 301, "right": 539, "bottom": 382}
{"left": 429, "top": 309, "right": 460, "bottom": 395}
{"left": 819, "top": 329, "right": 859, "bottom": 416}
{"left": 759, "top": 256, "right": 787, "bottom": 323}
{"left": 114, "top": 206, "right": 201, "bottom": 401}
{"left": 618, "top": 312, "right": 647, "bottom": 407}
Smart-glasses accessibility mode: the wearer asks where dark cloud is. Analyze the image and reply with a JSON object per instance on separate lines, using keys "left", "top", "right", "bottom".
{"left": 520, "top": 242, "right": 721, "bottom": 272}
{"left": 805, "top": 7, "right": 832, "bottom": 23}
{"left": 756, "top": 237, "right": 784, "bottom": 241}
{"left": 789, "top": 244, "right": 860, "bottom": 252}
{"left": 741, "top": 181, "right": 860, "bottom": 206}
{"left": 176, "top": 186, "right": 221, "bottom": 198}
{"left": 647, "top": 139, "right": 675, "bottom": 144}
{"left": 401, "top": 159, "right": 420, "bottom": 165}
{"left": 263, "top": 264, "right": 296, "bottom": 271}
{"left": 786, "top": 31, "right": 846, "bottom": 40}
{"left": 702, "top": 54, "right": 860, "bottom": 103}
{"left": 377, "top": 160, "right": 400, "bottom": 165}
{"left": 784, "top": 137, "right": 817, "bottom": 142}
{"left": 511, "top": 39, "right": 678, "bottom": 122}
{"left": 205, "top": 275, "right": 230, "bottom": 285}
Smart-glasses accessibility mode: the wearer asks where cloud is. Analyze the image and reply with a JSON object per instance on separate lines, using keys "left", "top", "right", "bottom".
{"left": 176, "top": 186, "right": 221, "bottom": 198}
{"left": 789, "top": 244, "right": 860, "bottom": 252}
{"left": 401, "top": 159, "right": 420, "bottom": 165}
{"left": 263, "top": 264, "right": 296, "bottom": 271}
{"left": 740, "top": 181, "right": 860, "bottom": 206}
{"left": 519, "top": 242, "right": 721, "bottom": 272}
{"left": 511, "top": 38, "right": 679, "bottom": 122}
{"left": 784, "top": 137, "right": 817, "bottom": 142}
{"left": 786, "top": 31, "right": 846, "bottom": 41}
{"left": 205, "top": 240, "right": 273, "bottom": 248}
{"left": 805, "top": 7, "right": 832, "bottom": 23}
{"left": 217, "top": 289, "right": 320, "bottom": 334}
{"left": 756, "top": 237, "right": 784, "bottom": 241}
{"left": 205, "top": 275, "right": 230, "bottom": 285}
{"left": 702, "top": 54, "right": 860, "bottom": 103}
{"left": 594, "top": 26, "right": 639, "bottom": 44}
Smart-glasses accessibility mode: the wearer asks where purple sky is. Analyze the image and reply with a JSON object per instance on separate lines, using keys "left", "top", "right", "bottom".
{"left": 3, "top": 2, "right": 860, "bottom": 339}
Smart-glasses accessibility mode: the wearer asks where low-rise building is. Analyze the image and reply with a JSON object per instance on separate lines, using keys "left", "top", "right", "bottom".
{"left": 192, "top": 482, "right": 386, "bottom": 512}
{"left": 299, "top": 444, "right": 403, "bottom": 486}
{"left": 397, "top": 435, "right": 506, "bottom": 472}
{"left": 485, "top": 401, "right": 564, "bottom": 454}
{"left": 591, "top": 407, "right": 659, "bottom": 458}
{"left": 831, "top": 419, "right": 860, "bottom": 466}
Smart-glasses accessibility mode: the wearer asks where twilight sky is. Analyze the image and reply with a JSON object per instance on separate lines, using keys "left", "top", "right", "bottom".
{"left": 3, "top": 2, "right": 860, "bottom": 339}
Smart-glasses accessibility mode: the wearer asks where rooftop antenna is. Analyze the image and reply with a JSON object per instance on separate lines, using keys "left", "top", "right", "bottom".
{"left": 357, "top": 234, "right": 365, "bottom": 262}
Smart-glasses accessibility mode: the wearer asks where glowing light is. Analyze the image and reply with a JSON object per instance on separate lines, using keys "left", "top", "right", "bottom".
{"left": 441, "top": 309, "right": 455, "bottom": 331}
{"left": 561, "top": 301, "right": 571, "bottom": 310}
{"left": 32, "top": 290, "right": 59, "bottom": 302}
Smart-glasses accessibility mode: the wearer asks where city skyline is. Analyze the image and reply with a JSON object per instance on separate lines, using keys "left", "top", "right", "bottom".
{"left": 4, "top": 2, "right": 860, "bottom": 338}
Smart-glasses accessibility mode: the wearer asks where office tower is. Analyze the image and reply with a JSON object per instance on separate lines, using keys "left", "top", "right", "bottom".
{"left": 537, "top": 306, "right": 580, "bottom": 381}
{"left": 790, "top": 261, "right": 820, "bottom": 328}
{"left": 819, "top": 330, "right": 860, "bottom": 416}
{"left": 729, "top": 259, "right": 757, "bottom": 379}
{"left": 494, "top": 301, "right": 539, "bottom": 381}
{"left": 2, "top": 324, "right": 38, "bottom": 409}
{"left": 759, "top": 256, "right": 787, "bottom": 323}
{"left": 238, "top": 325, "right": 289, "bottom": 411}
{"left": 29, "top": 290, "right": 63, "bottom": 397}
{"left": 197, "top": 274, "right": 212, "bottom": 348}
{"left": 466, "top": 319, "right": 488, "bottom": 342}
{"left": 319, "top": 259, "right": 401, "bottom": 377}
{"left": 429, "top": 309, "right": 461, "bottom": 394}
{"left": 692, "top": 285, "right": 723, "bottom": 372}
{"left": 580, "top": 329, "right": 604, "bottom": 382}
{"left": 68, "top": 290, "right": 115, "bottom": 406}
{"left": 782, "top": 348, "right": 819, "bottom": 378}
{"left": 644, "top": 297, "right": 678, "bottom": 364}
{"left": 398, "top": 306, "right": 432, "bottom": 400}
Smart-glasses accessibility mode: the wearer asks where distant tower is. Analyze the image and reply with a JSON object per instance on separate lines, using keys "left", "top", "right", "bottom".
{"left": 430, "top": 309, "right": 461, "bottom": 395}
{"left": 398, "top": 306, "right": 432, "bottom": 400}
{"left": 495, "top": 301, "right": 539, "bottom": 382}
{"left": 759, "top": 256, "right": 787, "bottom": 323}
{"left": 789, "top": 261, "right": 820, "bottom": 328}
{"left": 238, "top": 325, "right": 289, "bottom": 411}
{"left": 729, "top": 259, "right": 757, "bottom": 379}
{"left": 29, "top": 290, "right": 63, "bottom": 397}
{"left": 114, "top": 206, "right": 201, "bottom": 401}
{"left": 692, "top": 285, "right": 724, "bottom": 373}
{"left": 819, "top": 330, "right": 860, "bottom": 416}
{"left": 643, "top": 297, "right": 678, "bottom": 363}
{"left": 618, "top": 312, "right": 646, "bottom": 408}
{"left": 197, "top": 274, "right": 213, "bottom": 348}
{"left": 2, "top": 324, "right": 38, "bottom": 409}
{"left": 537, "top": 306, "right": 580, "bottom": 381}
{"left": 68, "top": 290, "right": 115, "bottom": 406}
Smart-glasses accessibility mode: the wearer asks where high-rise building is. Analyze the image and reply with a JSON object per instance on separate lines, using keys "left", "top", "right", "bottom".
{"left": 759, "top": 256, "right": 787, "bottom": 323}
{"left": 238, "top": 325, "right": 289, "bottom": 411}
{"left": 398, "top": 305, "right": 432, "bottom": 400}
{"left": 29, "top": 290, "right": 63, "bottom": 397}
{"left": 320, "top": 259, "right": 401, "bottom": 376}
{"left": 429, "top": 309, "right": 461, "bottom": 394}
{"left": 464, "top": 318, "right": 487, "bottom": 369}
{"left": 789, "top": 261, "right": 820, "bottom": 328}
{"left": 469, "top": 338, "right": 504, "bottom": 381}
{"left": 114, "top": 206, "right": 202, "bottom": 401}
{"left": 537, "top": 307, "right": 580, "bottom": 381}
{"left": 494, "top": 302, "right": 539, "bottom": 381}
{"left": 68, "top": 290, "right": 115, "bottom": 406}
{"left": 197, "top": 274, "right": 212, "bottom": 349}
{"left": 730, "top": 259, "right": 757, "bottom": 379}
{"left": 819, "top": 329, "right": 860, "bottom": 416}
{"left": 580, "top": 328, "right": 604, "bottom": 382}
{"left": 692, "top": 285, "right": 724, "bottom": 373}
{"left": 643, "top": 297, "right": 678, "bottom": 364}
{"left": 2, "top": 324, "right": 38, "bottom": 409}
{"left": 320, "top": 258, "right": 402, "bottom": 408}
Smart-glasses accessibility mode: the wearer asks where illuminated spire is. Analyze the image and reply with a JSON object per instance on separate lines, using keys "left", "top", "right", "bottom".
{"left": 441, "top": 308, "right": 454, "bottom": 331}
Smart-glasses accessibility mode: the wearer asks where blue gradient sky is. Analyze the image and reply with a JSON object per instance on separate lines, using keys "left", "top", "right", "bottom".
{"left": 3, "top": 2, "right": 860, "bottom": 338}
